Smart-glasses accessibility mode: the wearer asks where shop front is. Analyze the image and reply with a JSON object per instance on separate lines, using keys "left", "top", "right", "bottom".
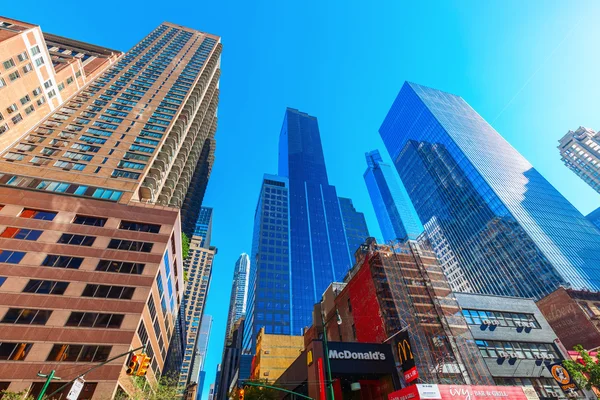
{"left": 388, "top": 384, "right": 539, "bottom": 400}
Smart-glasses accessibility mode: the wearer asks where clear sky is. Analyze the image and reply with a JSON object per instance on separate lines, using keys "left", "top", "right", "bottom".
{"left": 7, "top": 1, "right": 600, "bottom": 398}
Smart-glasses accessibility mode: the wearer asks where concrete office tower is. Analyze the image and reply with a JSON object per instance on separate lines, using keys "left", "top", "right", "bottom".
{"left": 338, "top": 197, "right": 370, "bottom": 257}
{"left": 379, "top": 82, "right": 600, "bottom": 299}
{"left": 189, "top": 315, "right": 212, "bottom": 397}
{"left": 243, "top": 174, "right": 291, "bottom": 354}
{"left": 364, "top": 149, "right": 423, "bottom": 243}
{"left": 558, "top": 126, "right": 600, "bottom": 194}
{"left": 0, "top": 17, "right": 121, "bottom": 151}
{"left": 0, "top": 21, "right": 221, "bottom": 399}
{"left": 587, "top": 207, "right": 600, "bottom": 230}
{"left": 224, "top": 253, "right": 250, "bottom": 342}
{"left": 278, "top": 108, "right": 368, "bottom": 331}
{"left": 178, "top": 239, "right": 216, "bottom": 389}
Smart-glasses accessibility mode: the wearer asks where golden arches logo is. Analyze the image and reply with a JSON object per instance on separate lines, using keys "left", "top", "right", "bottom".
{"left": 398, "top": 340, "right": 414, "bottom": 364}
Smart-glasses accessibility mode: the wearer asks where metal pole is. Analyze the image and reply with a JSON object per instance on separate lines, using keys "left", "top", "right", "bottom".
{"left": 36, "top": 370, "right": 59, "bottom": 400}
{"left": 45, "top": 345, "right": 146, "bottom": 398}
{"left": 241, "top": 380, "right": 314, "bottom": 400}
{"left": 321, "top": 310, "right": 336, "bottom": 400}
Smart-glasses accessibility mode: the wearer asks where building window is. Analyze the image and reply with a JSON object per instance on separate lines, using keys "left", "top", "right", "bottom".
{"left": 11, "top": 113, "right": 22, "bottom": 125}
{"left": 22, "top": 63, "right": 33, "bottom": 74}
{"left": 72, "top": 215, "right": 107, "bottom": 227}
{"left": 65, "top": 312, "right": 124, "bottom": 329}
{"left": 36, "top": 96, "right": 46, "bottom": 106}
{"left": 41, "top": 255, "right": 83, "bottom": 269}
{"left": 0, "top": 227, "right": 43, "bottom": 241}
{"left": 75, "top": 70, "right": 82, "bottom": 78}
{"left": 3, "top": 58, "right": 15, "bottom": 69}
{"left": 96, "top": 260, "right": 145, "bottom": 275}
{"left": 34, "top": 57, "right": 44, "bottom": 67}
{"left": 66, "top": 76, "right": 74, "bottom": 85}
{"left": 0, "top": 77, "right": 5, "bottom": 88}
{"left": 108, "top": 239, "right": 153, "bottom": 253}
{"left": 24, "top": 105, "right": 35, "bottom": 115}
{"left": 46, "top": 344, "right": 111, "bottom": 362}
{"left": 47, "top": 89, "right": 56, "bottom": 99}
{"left": 82, "top": 284, "right": 134, "bottom": 300}
{"left": 58, "top": 83, "right": 65, "bottom": 92}
{"left": 8, "top": 71, "right": 19, "bottom": 81}
{"left": 57, "top": 234, "right": 96, "bottom": 247}
{"left": 119, "top": 221, "right": 161, "bottom": 234}
{"left": 32, "top": 87, "right": 42, "bottom": 96}
{"left": 462, "top": 309, "right": 541, "bottom": 328}
{"left": 0, "top": 342, "right": 33, "bottom": 361}
{"left": 31, "top": 45, "right": 40, "bottom": 56}
{"left": 0, "top": 250, "right": 25, "bottom": 264}
{"left": 20, "top": 208, "right": 57, "bottom": 221}
{"left": 1, "top": 308, "right": 52, "bottom": 325}
{"left": 19, "top": 94, "right": 30, "bottom": 105}
{"left": 23, "top": 280, "right": 69, "bottom": 295}
{"left": 43, "top": 79, "right": 52, "bottom": 89}
{"left": 6, "top": 104, "right": 17, "bottom": 114}
{"left": 16, "top": 52, "right": 28, "bottom": 62}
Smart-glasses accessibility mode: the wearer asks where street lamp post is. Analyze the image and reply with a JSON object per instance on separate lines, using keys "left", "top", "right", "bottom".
{"left": 320, "top": 307, "right": 337, "bottom": 400}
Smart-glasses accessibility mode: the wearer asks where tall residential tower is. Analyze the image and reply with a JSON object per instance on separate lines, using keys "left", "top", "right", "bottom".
{"left": 379, "top": 82, "right": 600, "bottom": 299}
{"left": 224, "top": 253, "right": 250, "bottom": 342}
{"left": 558, "top": 126, "right": 600, "bottom": 194}
{"left": 0, "top": 20, "right": 221, "bottom": 399}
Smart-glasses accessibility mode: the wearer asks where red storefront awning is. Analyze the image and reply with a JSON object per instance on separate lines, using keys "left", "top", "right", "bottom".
{"left": 389, "top": 385, "right": 537, "bottom": 400}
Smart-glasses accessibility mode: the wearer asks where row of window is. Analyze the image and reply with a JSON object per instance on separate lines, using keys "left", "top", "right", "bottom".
{"left": 2, "top": 304, "right": 131, "bottom": 326}
{"left": 462, "top": 309, "right": 541, "bottom": 328}
{"left": 475, "top": 340, "right": 560, "bottom": 360}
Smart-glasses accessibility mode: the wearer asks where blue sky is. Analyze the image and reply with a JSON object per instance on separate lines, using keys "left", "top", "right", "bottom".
{"left": 8, "top": 1, "right": 600, "bottom": 397}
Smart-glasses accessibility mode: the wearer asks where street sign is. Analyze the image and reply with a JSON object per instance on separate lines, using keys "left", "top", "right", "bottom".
{"left": 66, "top": 377, "right": 85, "bottom": 400}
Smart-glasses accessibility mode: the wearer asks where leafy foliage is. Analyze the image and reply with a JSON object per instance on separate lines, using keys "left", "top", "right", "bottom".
{"left": 115, "top": 376, "right": 180, "bottom": 400}
{"left": 563, "top": 344, "right": 600, "bottom": 390}
{"left": 0, "top": 390, "right": 36, "bottom": 400}
{"left": 181, "top": 232, "right": 190, "bottom": 260}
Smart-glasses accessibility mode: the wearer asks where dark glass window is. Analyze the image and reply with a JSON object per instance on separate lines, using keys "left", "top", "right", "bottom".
{"left": 96, "top": 260, "right": 145, "bottom": 274}
{"left": 57, "top": 234, "right": 96, "bottom": 246}
{"left": 42, "top": 255, "right": 83, "bottom": 269}
{"left": 23, "top": 280, "right": 69, "bottom": 295}
{"left": 108, "top": 239, "right": 153, "bottom": 253}
{"left": 1, "top": 308, "right": 52, "bottom": 325}
{"left": 0, "top": 342, "right": 33, "bottom": 361}
{"left": 72, "top": 215, "right": 107, "bottom": 227}
{"left": 19, "top": 208, "right": 57, "bottom": 221}
{"left": 81, "top": 284, "right": 134, "bottom": 300}
{"left": 119, "top": 220, "right": 161, "bottom": 233}
{"left": 46, "top": 344, "right": 111, "bottom": 362}
{"left": 65, "top": 312, "right": 124, "bottom": 329}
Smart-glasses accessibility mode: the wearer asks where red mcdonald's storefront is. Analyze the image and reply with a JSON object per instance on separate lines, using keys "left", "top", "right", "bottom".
{"left": 389, "top": 385, "right": 538, "bottom": 400}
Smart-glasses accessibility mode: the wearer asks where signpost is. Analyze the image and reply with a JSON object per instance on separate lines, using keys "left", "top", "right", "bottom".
{"left": 66, "top": 377, "right": 85, "bottom": 400}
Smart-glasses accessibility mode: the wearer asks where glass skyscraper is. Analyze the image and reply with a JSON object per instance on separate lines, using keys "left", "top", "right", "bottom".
{"left": 379, "top": 82, "right": 600, "bottom": 299}
{"left": 224, "top": 253, "right": 250, "bottom": 342}
{"left": 338, "top": 197, "right": 370, "bottom": 257}
{"left": 364, "top": 149, "right": 423, "bottom": 242}
{"left": 587, "top": 207, "right": 600, "bottom": 231}
{"left": 193, "top": 206, "right": 213, "bottom": 247}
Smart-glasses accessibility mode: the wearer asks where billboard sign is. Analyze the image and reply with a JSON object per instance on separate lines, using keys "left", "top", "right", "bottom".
{"left": 546, "top": 362, "right": 578, "bottom": 393}
{"left": 326, "top": 341, "right": 396, "bottom": 375}
{"left": 389, "top": 385, "right": 535, "bottom": 400}
{"left": 397, "top": 329, "right": 419, "bottom": 383}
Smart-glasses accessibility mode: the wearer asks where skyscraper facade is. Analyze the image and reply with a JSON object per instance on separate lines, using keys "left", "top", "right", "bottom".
{"left": 189, "top": 315, "right": 212, "bottom": 395}
{"left": 0, "top": 20, "right": 221, "bottom": 398}
{"left": 278, "top": 108, "right": 364, "bottom": 331}
{"left": 587, "top": 207, "right": 600, "bottom": 231}
{"left": 0, "top": 17, "right": 121, "bottom": 150}
{"left": 224, "top": 253, "right": 250, "bottom": 342}
{"left": 558, "top": 126, "right": 600, "bottom": 194}
{"left": 338, "top": 197, "right": 370, "bottom": 256}
{"left": 379, "top": 82, "right": 600, "bottom": 299}
{"left": 243, "top": 174, "right": 291, "bottom": 353}
{"left": 364, "top": 149, "right": 423, "bottom": 243}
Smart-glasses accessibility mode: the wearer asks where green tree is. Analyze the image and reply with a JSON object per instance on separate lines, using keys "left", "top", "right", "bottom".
{"left": 114, "top": 376, "right": 181, "bottom": 400}
{"left": 562, "top": 344, "right": 600, "bottom": 390}
{"left": 181, "top": 233, "right": 190, "bottom": 259}
{"left": 0, "top": 390, "right": 36, "bottom": 400}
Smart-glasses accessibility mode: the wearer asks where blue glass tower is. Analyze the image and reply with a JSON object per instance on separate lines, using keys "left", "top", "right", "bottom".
{"left": 379, "top": 82, "right": 600, "bottom": 298}
{"left": 364, "top": 149, "right": 423, "bottom": 242}
{"left": 243, "top": 174, "right": 291, "bottom": 353}
{"left": 279, "top": 108, "right": 359, "bottom": 331}
{"left": 193, "top": 206, "right": 213, "bottom": 247}
{"left": 338, "top": 197, "right": 370, "bottom": 257}
{"left": 587, "top": 207, "right": 600, "bottom": 231}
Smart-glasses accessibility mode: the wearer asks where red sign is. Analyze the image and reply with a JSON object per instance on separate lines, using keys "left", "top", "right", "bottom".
{"left": 317, "top": 358, "right": 326, "bottom": 400}
{"left": 389, "top": 385, "right": 532, "bottom": 400}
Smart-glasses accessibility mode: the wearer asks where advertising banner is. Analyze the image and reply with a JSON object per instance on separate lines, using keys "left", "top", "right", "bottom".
{"left": 546, "top": 362, "right": 577, "bottom": 393}
{"left": 389, "top": 384, "right": 534, "bottom": 400}
{"left": 397, "top": 329, "right": 419, "bottom": 383}
{"left": 326, "top": 341, "right": 396, "bottom": 375}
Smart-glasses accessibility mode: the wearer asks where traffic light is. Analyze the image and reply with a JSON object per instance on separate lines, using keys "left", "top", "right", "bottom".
{"left": 136, "top": 354, "right": 151, "bottom": 376}
{"left": 126, "top": 354, "right": 140, "bottom": 376}
{"left": 239, "top": 388, "right": 244, "bottom": 400}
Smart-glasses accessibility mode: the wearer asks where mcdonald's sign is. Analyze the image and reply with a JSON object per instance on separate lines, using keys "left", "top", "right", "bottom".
{"left": 397, "top": 330, "right": 419, "bottom": 383}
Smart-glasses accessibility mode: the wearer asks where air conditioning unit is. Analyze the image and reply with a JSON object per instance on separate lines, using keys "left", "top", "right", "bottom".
{"left": 566, "top": 392, "right": 579, "bottom": 398}
{"left": 545, "top": 354, "right": 555, "bottom": 360}
{"left": 528, "top": 322, "right": 536, "bottom": 328}
{"left": 509, "top": 353, "right": 518, "bottom": 359}
{"left": 482, "top": 319, "right": 491, "bottom": 325}
{"left": 549, "top": 393, "right": 559, "bottom": 398}
{"left": 499, "top": 352, "right": 510, "bottom": 359}
{"left": 533, "top": 354, "right": 545, "bottom": 360}
{"left": 491, "top": 320, "right": 500, "bottom": 326}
